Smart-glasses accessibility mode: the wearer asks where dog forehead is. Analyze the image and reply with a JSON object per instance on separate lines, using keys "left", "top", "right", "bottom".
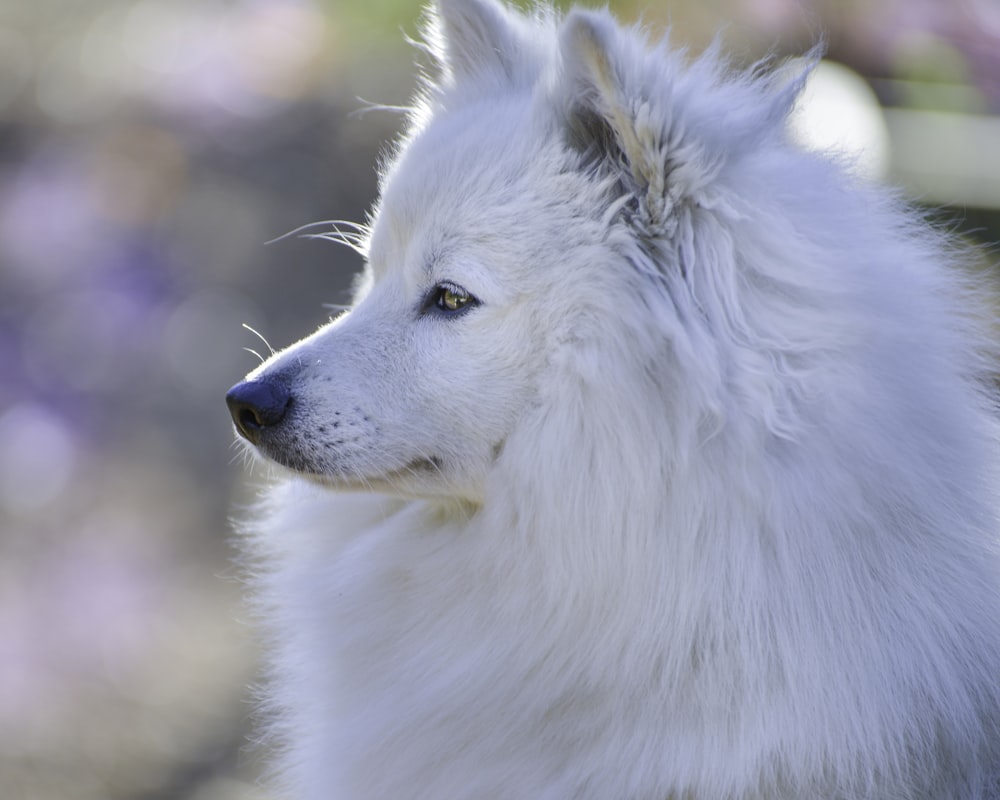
{"left": 369, "top": 99, "right": 564, "bottom": 270}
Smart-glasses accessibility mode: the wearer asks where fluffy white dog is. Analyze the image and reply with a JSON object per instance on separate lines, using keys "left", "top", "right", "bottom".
{"left": 227, "top": 0, "right": 1000, "bottom": 797}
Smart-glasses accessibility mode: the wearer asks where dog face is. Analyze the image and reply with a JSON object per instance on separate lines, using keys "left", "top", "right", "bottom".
{"left": 225, "top": 0, "right": 656, "bottom": 501}
{"left": 227, "top": 97, "right": 600, "bottom": 500}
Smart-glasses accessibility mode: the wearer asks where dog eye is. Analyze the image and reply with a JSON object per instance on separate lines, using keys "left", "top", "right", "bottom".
{"left": 431, "top": 283, "right": 476, "bottom": 314}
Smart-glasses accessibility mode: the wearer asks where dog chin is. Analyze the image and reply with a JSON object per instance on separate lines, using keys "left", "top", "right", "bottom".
{"left": 259, "top": 447, "right": 452, "bottom": 495}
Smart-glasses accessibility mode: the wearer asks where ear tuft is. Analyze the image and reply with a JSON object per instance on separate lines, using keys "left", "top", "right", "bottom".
{"left": 559, "top": 10, "right": 675, "bottom": 235}
{"left": 432, "top": 0, "right": 530, "bottom": 89}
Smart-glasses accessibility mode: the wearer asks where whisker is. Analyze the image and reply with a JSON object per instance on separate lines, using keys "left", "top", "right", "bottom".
{"left": 304, "top": 234, "right": 366, "bottom": 249}
{"left": 265, "top": 221, "right": 330, "bottom": 246}
{"left": 349, "top": 96, "right": 414, "bottom": 119}
{"left": 265, "top": 219, "right": 371, "bottom": 247}
{"left": 303, "top": 229, "right": 369, "bottom": 257}
{"left": 243, "top": 346, "right": 265, "bottom": 364}
{"left": 312, "top": 227, "right": 367, "bottom": 241}
{"left": 308, "top": 231, "right": 366, "bottom": 244}
{"left": 228, "top": 439, "right": 258, "bottom": 472}
{"left": 242, "top": 323, "right": 276, "bottom": 357}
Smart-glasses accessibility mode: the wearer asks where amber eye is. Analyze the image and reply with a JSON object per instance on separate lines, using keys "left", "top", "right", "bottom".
{"left": 433, "top": 283, "right": 475, "bottom": 313}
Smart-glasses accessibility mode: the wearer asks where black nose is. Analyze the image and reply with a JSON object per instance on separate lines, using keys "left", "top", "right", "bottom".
{"left": 226, "top": 378, "right": 292, "bottom": 444}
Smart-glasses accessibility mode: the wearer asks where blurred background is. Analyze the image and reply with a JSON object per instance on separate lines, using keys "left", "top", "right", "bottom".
{"left": 0, "top": 0, "right": 997, "bottom": 798}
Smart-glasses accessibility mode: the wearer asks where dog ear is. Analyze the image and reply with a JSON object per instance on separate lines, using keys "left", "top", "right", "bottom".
{"left": 432, "top": 0, "right": 530, "bottom": 89}
{"left": 559, "top": 10, "right": 679, "bottom": 235}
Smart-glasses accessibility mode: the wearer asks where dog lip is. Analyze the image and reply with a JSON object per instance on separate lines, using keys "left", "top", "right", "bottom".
{"left": 258, "top": 444, "right": 313, "bottom": 474}
{"left": 290, "top": 454, "right": 445, "bottom": 487}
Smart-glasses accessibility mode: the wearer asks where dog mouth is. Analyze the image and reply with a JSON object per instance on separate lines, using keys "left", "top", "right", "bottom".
{"left": 252, "top": 440, "right": 445, "bottom": 489}
{"left": 227, "top": 378, "right": 450, "bottom": 489}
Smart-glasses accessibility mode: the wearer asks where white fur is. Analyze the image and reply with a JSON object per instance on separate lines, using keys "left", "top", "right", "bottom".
{"left": 235, "top": 1, "right": 1000, "bottom": 797}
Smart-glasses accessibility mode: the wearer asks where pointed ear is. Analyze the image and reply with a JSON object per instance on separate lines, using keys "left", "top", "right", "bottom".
{"left": 559, "top": 10, "right": 676, "bottom": 234}
{"left": 432, "top": 0, "right": 532, "bottom": 89}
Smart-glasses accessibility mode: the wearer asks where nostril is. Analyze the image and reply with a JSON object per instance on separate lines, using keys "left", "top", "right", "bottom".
{"left": 225, "top": 378, "right": 292, "bottom": 443}
{"left": 238, "top": 406, "right": 266, "bottom": 432}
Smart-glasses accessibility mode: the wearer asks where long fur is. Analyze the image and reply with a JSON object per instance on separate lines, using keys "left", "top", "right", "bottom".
{"left": 234, "top": 1, "right": 1000, "bottom": 797}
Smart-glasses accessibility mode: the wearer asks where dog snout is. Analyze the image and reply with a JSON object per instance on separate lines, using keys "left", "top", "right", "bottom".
{"left": 226, "top": 377, "right": 292, "bottom": 444}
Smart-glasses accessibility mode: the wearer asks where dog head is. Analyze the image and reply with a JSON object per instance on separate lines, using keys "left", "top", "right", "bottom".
{"left": 228, "top": 0, "right": 813, "bottom": 501}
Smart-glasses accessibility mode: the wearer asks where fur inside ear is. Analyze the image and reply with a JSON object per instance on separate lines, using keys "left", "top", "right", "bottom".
{"left": 560, "top": 9, "right": 675, "bottom": 235}
{"left": 432, "top": 0, "right": 532, "bottom": 90}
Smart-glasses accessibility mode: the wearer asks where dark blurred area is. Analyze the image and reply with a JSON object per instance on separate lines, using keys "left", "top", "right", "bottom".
{"left": 0, "top": 1, "right": 997, "bottom": 799}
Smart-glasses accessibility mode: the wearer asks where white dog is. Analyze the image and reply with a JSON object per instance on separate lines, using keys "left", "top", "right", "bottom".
{"left": 227, "top": 0, "right": 1000, "bottom": 797}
